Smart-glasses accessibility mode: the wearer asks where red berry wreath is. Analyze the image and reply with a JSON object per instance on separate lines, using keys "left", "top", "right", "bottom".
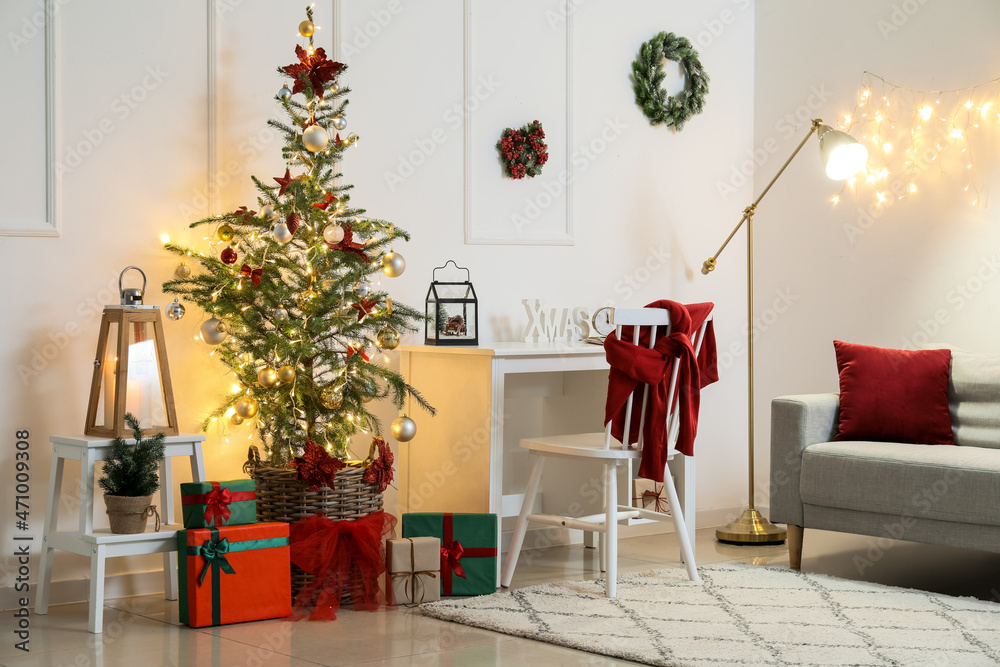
{"left": 496, "top": 120, "right": 548, "bottom": 179}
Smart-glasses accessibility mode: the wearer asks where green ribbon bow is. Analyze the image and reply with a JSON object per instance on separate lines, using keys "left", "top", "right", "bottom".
{"left": 198, "top": 536, "right": 236, "bottom": 585}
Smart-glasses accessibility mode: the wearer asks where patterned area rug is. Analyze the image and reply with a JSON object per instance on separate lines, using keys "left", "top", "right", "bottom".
{"left": 419, "top": 562, "right": 1000, "bottom": 666}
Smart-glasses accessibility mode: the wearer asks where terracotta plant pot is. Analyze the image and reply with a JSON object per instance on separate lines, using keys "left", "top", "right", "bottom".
{"left": 105, "top": 494, "right": 154, "bottom": 534}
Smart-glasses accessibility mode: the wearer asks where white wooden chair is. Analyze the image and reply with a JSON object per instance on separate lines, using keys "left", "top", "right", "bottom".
{"left": 501, "top": 306, "right": 711, "bottom": 598}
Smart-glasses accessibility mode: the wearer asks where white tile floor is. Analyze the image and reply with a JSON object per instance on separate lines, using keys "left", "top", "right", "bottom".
{"left": 9, "top": 527, "right": 1000, "bottom": 666}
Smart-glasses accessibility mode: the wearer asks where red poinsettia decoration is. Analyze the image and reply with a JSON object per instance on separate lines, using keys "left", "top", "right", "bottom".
{"left": 326, "top": 223, "right": 371, "bottom": 263}
{"left": 282, "top": 45, "right": 344, "bottom": 100}
{"left": 289, "top": 440, "right": 345, "bottom": 491}
{"left": 496, "top": 120, "right": 548, "bottom": 180}
{"left": 363, "top": 437, "right": 394, "bottom": 493}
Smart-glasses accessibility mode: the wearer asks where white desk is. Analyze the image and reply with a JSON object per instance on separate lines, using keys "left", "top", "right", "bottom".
{"left": 398, "top": 342, "right": 695, "bottom": 558}
{"left": 35, "top": 434, "right": 206, "bottom": 633}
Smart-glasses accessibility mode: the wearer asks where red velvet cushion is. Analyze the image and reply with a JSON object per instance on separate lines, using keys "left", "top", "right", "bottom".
{"left": 834, "top": 340, "right": 954, "bottom": 444}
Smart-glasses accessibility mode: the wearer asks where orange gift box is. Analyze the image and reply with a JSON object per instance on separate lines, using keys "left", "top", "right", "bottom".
{"left": 178, "top": 522, "right": 291, "bottom": 627}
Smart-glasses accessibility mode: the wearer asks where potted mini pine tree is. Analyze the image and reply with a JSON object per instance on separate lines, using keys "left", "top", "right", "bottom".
{"left": 99, "top": 413, "right": 166, "bottom": 534}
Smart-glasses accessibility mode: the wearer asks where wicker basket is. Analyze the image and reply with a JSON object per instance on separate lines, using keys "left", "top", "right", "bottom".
{"left": 243, "top": 446, "right": 383, "bottom": 599}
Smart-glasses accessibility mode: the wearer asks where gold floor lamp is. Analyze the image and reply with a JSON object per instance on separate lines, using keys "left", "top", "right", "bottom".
{"left": 704, "top": 118, "right": 868, "bottom": 544}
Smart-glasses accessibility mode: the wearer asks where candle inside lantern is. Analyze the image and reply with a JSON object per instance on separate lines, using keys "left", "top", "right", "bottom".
{"left": 126, "top": 339, "right": 163, "bottom": 428}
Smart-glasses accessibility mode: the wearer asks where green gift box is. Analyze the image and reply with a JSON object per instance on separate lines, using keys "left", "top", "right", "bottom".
{"left": 180, "top": 480, "right": 257, "bottom": 529}
{"left": 402, "top": 512, "right": 497, "bottom": 596}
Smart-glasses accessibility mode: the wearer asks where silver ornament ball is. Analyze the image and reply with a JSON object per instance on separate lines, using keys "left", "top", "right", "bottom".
{"left": 302, "top": 124, "right": 329, "bottom": 152}
{"left": 381, "top": 251, "right": 406, "bottom": 278}
{"left": 278, "top": 85, "right": 292, "bottom": 100}
{"left": 273, "top": 222, "right": 293, "bottom": 244}
{"left": 200, "top": 317, "right": 228, "bottom": 345}
{"left": 332, "top": 114, "right": 347, "bottom": 131}
{"left": 352, "top": 280, "right": 372, "bottom": 298}
{"left": 323, "top": 223, "right": 345, "bottom": 244}
{"left": 273, "top": 306, "right": 289, "bottom": 321}
{"left": 166, "top": 298, "right": 186, "bottom": 321}
{"left": 391, "top": 415, "right": 417, "bottom": 442}
{"left": 259, "top": 204, "right": 279, "bottom": 222}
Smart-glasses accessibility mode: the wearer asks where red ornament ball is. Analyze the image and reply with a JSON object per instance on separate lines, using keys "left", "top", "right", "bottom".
{"left": 221, "top": 247, "right": 238, "bottom": 265}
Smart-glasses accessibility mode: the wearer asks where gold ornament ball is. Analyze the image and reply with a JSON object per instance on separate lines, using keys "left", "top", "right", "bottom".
{"left": 298, "top": 20, "right": 315, "bottom": 37}
{"left": 320, "top": 386, "right": 344, "bottom": 410}
{"left": 230, "top": 414, "right": 244, "bottom": 426}
{"left": 361, "top": 393, "right": 374, "bottom": 404}
{"left": 302, "top": 124, "right": 329, "bottom": 152}
{"left": 235, "top": 396, "right": 259, "bottom": 419}
{"left": 176, "top": 263, "right": 192, "bottom": 279}
{"left": 296, "top": 288, "right": 319, "bottom": 312}
{"left": 377, "top": 326, "right": 400, "bottom": 350}
{"left": 257, "top": 367, "right": 279, "bottom": 387}
{"left": 277, "top": 365, "right": 296, "bottom": 383}
{"left": 381, "top": 251, "right": 406, "bottom": 278}
{"left": 200, "top": 317, "right": 228, "bottom": 345}
{"left": 391, "top": 414, "right": 417, "bottom": 442}
{"left": 217, "top": 224, "right": 235, "bottom": 241}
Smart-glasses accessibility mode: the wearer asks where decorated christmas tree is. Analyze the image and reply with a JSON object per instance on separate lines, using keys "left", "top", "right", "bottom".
{"left": 163, "top": 8, "right": 432, "bottom": 469}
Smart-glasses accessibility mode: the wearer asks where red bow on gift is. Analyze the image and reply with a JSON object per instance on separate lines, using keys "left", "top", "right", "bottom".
{"left": 204, "top": 482, "right": 233, "bottom": 526}
{"left": 240, "top": 264, "right": 263, "bottom": 286}
{"left": 440, "top": 541, "right": 468, "bottom": 580}
{"left": 638, "top": 485, "right": 670, "bottom": 514}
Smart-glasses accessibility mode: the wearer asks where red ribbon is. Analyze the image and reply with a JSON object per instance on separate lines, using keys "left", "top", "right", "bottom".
{"left": 347, "top": 344, "right": 370, "bottom": 362}
{"left": 639, "top": 485, "right": 670, "bottom": 514}
{"left": 439, "top": 513, "right": 496, "bottom": 596}
{"left": 289, "top": 511, "right": 396, "bottom": 620}
{"left": 205, "top": 483, "right": 231, "bottom": 526}
{"left": 240, "top": 264, "right": 263, "bottom": 286}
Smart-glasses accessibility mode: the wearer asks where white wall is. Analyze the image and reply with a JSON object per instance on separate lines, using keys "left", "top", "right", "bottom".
{"left": 754, "top": 0, "right": 1000, "bottom": 504}
{"left": 0, "top": 0, "right": 753, "bottom": 606}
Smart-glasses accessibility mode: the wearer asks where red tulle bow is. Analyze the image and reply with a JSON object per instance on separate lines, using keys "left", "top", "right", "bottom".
{"left": 240, "top": 264, "right": 263, "bottom": 286}
{"left": 327, "top": 223, "right": 371, "bottom": 263}
{"left": 289, "top": 511, "right": 397, "bottom": 620}
{"left": 347, "top": 344, "right": 370, "bottom": 362}
{"left": 440, "top": 540, "right": 467, "bottom": 580}
{"left": 203, "top": 483, "right": 233, "bottom": 526}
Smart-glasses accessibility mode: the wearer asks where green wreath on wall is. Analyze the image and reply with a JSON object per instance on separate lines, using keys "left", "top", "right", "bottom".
{"left": 631, "top": 31, "right": 710, "bottom": 131}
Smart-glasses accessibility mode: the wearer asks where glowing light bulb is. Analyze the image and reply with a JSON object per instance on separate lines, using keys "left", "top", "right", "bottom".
{"left": 951, "top": 128, "right": 964, "bottom": 139}
{"left": 161, "top": 233, "right": 170, "bottom": 243}
{"left": 909, "top": 183, "right": 917, "bottom": 193}
{"left": 832, "top": 195, "right": 840, "bottom": 205}
{"left": 882, "top": 142, "right": 892, "bottom": 153}
{"left": 919, "top": 106, "right": 932, "bottom": 120}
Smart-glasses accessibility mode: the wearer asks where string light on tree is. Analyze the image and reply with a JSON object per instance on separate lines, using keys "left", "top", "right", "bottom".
{"left": 162, "top": 9, "right": 433, "bottom": 465}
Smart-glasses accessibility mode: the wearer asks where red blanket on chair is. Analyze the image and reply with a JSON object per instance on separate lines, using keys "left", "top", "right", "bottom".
{"left": 603, "top": 300, "right": 718, "bottom": 482}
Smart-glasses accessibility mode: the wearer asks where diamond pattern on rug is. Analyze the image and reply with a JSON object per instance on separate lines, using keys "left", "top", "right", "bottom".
{"left": 418, "top": 562, "right": 1000, "bottom": 667}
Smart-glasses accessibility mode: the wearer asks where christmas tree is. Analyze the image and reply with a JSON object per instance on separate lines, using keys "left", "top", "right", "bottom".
{"left": 164, "top": 8, "right": 432, "bottom": 467}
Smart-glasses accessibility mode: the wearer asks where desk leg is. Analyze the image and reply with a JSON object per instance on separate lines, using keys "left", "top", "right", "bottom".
{"left": 490, "top": 363, "right": 506, "bottom": 588}
{"left": 35, "top": 455, "right": 65, "bottom": 614}
{"left": 88, "top": 544, "right": 107, "bottom": 634}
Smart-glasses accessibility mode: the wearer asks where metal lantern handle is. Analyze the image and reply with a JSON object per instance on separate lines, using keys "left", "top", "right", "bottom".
{"left": 432, "top": 259, "right": 471, "bottom": 283}
{"left": 119, "top": 266, "right": 147, "bottom": 306}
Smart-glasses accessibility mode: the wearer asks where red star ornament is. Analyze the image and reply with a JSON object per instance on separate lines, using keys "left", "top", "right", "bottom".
{"left": 311, "top": 191, "right": 338, "bottom": 211}
{"left": 351, "top": 297, "right": 378, "bottom": 322}
{"left": 274, "top": 169, "right": 294, "bottom": 196}
{"left": 282, "top": 45, "right": 344, "bottom": 100}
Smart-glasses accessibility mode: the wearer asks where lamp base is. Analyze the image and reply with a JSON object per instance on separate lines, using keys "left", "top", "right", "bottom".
{"left": 716, "top": 508, "right": 787, "bottom": 545}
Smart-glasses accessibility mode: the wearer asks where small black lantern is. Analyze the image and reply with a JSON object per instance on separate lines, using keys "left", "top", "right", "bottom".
{"left": 425, "top": 260, "right": 478, "bottom": 346}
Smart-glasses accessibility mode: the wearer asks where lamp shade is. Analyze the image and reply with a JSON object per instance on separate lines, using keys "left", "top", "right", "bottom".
{"left": 818, "top": 125, "right": 868, "bottom": 180}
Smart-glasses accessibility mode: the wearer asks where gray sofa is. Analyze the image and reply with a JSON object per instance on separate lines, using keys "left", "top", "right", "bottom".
{"left": 770, "top": 348, "right": 1000, "bottom": 568}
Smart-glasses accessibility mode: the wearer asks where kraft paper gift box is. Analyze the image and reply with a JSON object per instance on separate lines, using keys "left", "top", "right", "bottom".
{"left": 178, "top": 522, "right": 291, "bottom": 627}
{"left": 386, "top": 536, "right": 440, "bottom": 605}
{"left": 180, "top": 479, "right": 257, "bottom": 529}
{"left": 633, "top": 478, "right": 671, "bottom": 513}
{"left": 401, "top": 513, "right": 497, "bottom": 596}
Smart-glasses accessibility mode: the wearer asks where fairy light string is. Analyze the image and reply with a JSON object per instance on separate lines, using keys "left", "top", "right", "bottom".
{"left": 836, "top": 70, "right": 999, "bottom": 207}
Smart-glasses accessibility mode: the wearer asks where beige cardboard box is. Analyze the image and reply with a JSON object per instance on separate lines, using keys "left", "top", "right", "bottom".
{"left": 633, "top": 478, "right": 671, "bottom": 514}
{"left": 387, "top": 536, "right": 440, "bottom": 605}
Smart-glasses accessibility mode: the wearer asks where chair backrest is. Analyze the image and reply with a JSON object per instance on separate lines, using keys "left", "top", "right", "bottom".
{"left": 604, "top": 306, "right": 713, "bottom": 453}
